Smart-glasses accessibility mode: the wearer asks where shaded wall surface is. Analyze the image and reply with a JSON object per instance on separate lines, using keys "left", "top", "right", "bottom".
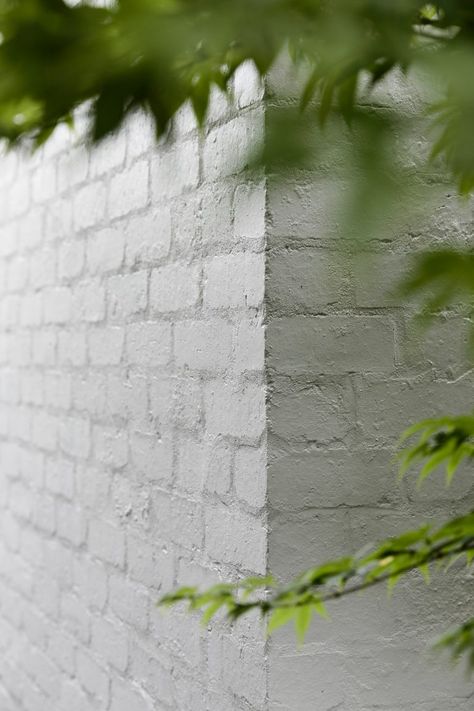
{"left": 265, "top": 68, "right": 474, "bottom": 711}
{"left": 0, "top": 65, "right": 268, "bottom": 711}
{"left": 0, "top": 62, "right": 473, "bottom": 711}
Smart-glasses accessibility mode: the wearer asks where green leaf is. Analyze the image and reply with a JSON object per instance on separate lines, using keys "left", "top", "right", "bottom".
{"left": 419, "top": 563, "right": 431, "bottom": 584}
{"left": 201, "top": 599, "right": 228, "bottom": 625}
{"left": 387, "top": 573, "right": 402, "bottom": 598}
{"left": 294, "top": 606, "right": 313, "bottom": 645}
{"left": 267, "top": 607, "right": 296, "bottom": 636}
{"left": 313, "top": 599, "right": 330, "bottom": 620}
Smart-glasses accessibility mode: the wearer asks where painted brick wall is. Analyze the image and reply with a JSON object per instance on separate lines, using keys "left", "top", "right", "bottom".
{"left": 0, "top": 64, "right": 268, "bottom": 711}
{"left": 265, "top": 67, "right": 474, "bottom": 711}
{"left": 1, "top": 59, "right": 473, "bottom": 711}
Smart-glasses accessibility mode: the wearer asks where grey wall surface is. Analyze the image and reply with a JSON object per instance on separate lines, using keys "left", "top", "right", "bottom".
{"left": 265, "top": 68, "right": 474, "bottom": 709}
{"left": 0, "top": 60, "right": 473, "bottom": 711}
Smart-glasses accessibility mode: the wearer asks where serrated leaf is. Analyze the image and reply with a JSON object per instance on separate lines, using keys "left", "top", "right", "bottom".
{"left": 419, "top": 563, "right": 431, "bottom": 584}
{"left": 267, "top": 607, "right": 296, "bottom": 636}
{"left": 387, "top": 573, "right": 401, "bottom": 598}
{"left": 201, "top": 599, "right": 227, "bottom": 626}
{"left": 294, "top": 606, "right": 313, "bottom": 645}
{"left": 313, "top": 599, "right": 330, "bottom": 620}
{"left": 300, "top": 67, "right": 319, "bottom": 111}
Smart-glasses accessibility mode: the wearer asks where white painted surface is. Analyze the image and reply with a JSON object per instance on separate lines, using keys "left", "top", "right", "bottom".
{"left": 0, "top": 64, "right": 268, "bottom": 711}
{"left": 0, "top": 60, "right": 473, "bottom": 711}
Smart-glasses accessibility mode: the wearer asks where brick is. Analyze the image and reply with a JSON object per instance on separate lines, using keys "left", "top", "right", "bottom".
{"left": 269, "top": 380, "right": 355, "bottom": 444}
{"left": 106, "top": 372, "right": 148, "bottom": 425}
{"left": 33, "top": 492, "right": 56, "bottom": 534}
{"left": 93, "top": 425, "right": 128, "bottom": 469}
{"left": 72, "top": 279, "right": 106, "bottom": 323}
{"left": 20, "top": 292, "right": 43, "bottom": 328}
{"left": 73, "top": 372, "right": 107, "bottom": 417}
{"left": 201, "top": 185, "right": 232, "bottom": 247}
{"left": 87, "top": 226, "right": 125, "bottom": 274}
{"left": 76, "top": 649, "right": 109, "bottom": 704}
{"left": 29, "top": 247, "right": 56, "bottom": 288}
{"left": 153, "top": 492, "right": 204, "bottom": 552}
{"left": 353, "top": 251, "right": 408, "bottom": 307}
{"left": 267, "top": 316, "right": 395, "bottom": 375}
{"left": 150, "top": 263, "right": 200, "bottom": 312}
{"left": 32, "top": 411, "right": 58, "bottom": 452}
{"left": 233, "top": 319, "right": 264, "bottom": 372}
{"left": 127, "top": 533, "right": 174, "bottom": 589}
{"left": 44, "top": 198, "right": 73, "bottom": 243}
{"left": 7, "top": 256, "right": 28, "bottom": 292}
{"left": 204, "top": 440, "right": 232, "bottom": 496}
{"left": 234, "top": 60, "right": 264, "bottom": 108}
{"left": 57, "top": 146, "right": 88, "bottom": 190}
{"left": 45, "top": 457, "right": 74, "bottom": 499}
{"left": 108, "top": 271, "right": 148, "bottom": 320}
{"left": 48, "top": 629, "right": 75, "bottom": 675}
{"left": 91, "top": 616, "right": 128, "bottom": 671}
{"left": 127, "top": 109, "right": 155, "bottom": 158}
{"left": 58, "top": 239, "right": 85, "bottom": 280}
{"left": 60, "top": 591, "right": 90, "bottom": 643}
{"left": 57, "top": 501, "right": 86, "bottom": 547}
{"left": 176, "top": 438, "right": 207, "bottom": 493}
{"left": 109, "top": 160, "right": 149, "bottom": 218}
{"left": 125, "top": 322, "right": 171, "bottom": 367}
{"left": 32, "top": 161, "right": 57, "bottom": 203}
{"left": 205, "top": 505, "right": 266, "bottom": 572}
{"left": 73, "top": 556, "right": 108, "bottom": 610}
{"left": 44, "top": 287, "right": 72, "bottom": 324}
{"left": 205, "top": 380, "right": 265, "bottom": 441}
{"left": 356, "top": 375, "right": 474, "bottom": 445}
{"left": 151, "top": 139, "right": 199, "bottom": 200}
{"left": 73, "top": 182, "right": 106, "bottom": 230}
{"left": 42, "top": 539, "right": 73, "bottom": 588}
{"left": 89, "top": 132, "right": 126, "bottom": 177}
{"left": 88, "top": 327, "right": 124, "bottom": 366}
{"left": 76, "top": 464, "right": 111, "bottom": 514}
{"left": 26, "top": 647, "right": 61, "bottom": 699}
{"left": 130, "top": 431, "right": 172, "bottom": 482}
{"left": 108, "top": 574, "right": 149, "bottom": 631}
{"left": 124, "top": 207, "right": 171, "bottom": 267}
{"left": 129, "top": 640, "right": 174, "bottom": 706}
{"left": 44, "top": 372, "right": 72, "bottom": 410}
{"left": 58, "top": 330, "right": 86, "bottom": 367}
{"left": 234, "top": 445, "right": 266, "bottom": 508}
{"left": 267, "top": 179, "right": 341, "bottom": 239}
{"left": 110, "top": 679, "right": 154, "bottom": 711}
{"left": 267, "top": 248, "right": 350, "bottom": 313}
{"left": 203, "top": 111, "right": 264, "bottom": 181}
{"left": 204, "top": 253, "right": 264, "bottom": 308}
{"left": 59, "top": 417, "right": 90, "bottom": 459}
{"left": 89, "top": 519, "right": 125, "bottom": 568}
{"left": 175, "top": 320, "right": 233, "bottom": 371}
{"left": 268, "top": 447, "right": 399, "bottom": 511}
{"left": 233, "top": 181, "right": 265, "bottom": 240}
{"left": 58, "top": 681, "right": 89, "bottom": 711}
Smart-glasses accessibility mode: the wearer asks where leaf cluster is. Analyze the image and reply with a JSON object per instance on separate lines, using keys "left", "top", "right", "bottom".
{"left": 399, "top": 413, "right": 474, "bottom": 486}
{"left": 0, "top": 0, "right": 470, "bottom": 163}
{"left": 160, "top": 510, "right": 474, "bottom": 659}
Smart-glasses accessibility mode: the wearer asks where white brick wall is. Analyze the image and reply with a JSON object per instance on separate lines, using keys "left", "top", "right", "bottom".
{"left": 0, "top": 64, "right": 267, "bottom": 711}
{"left": 1, "top": 58, "right": 473, "bottom": 711}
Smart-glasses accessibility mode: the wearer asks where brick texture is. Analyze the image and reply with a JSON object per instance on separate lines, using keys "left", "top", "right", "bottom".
{"left": 265, "top": 69, "right": 474, "bottom": 711}
{"left": 0, "top": 63, "right": 267, "bottom": 711}
{"left": 1, "top": 58, "right": 472, "bottom": 711}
